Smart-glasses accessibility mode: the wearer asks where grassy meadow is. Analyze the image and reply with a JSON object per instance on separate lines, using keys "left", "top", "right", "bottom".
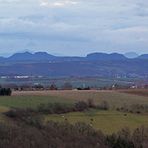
{"left": 0, "top": 90, "right": 147, "bottom": 134}
{"left": 12, "top": 90, "right": 148, "bottom": 108}
{"left": 45, "top": 110, "right": 148, "bottom": 134}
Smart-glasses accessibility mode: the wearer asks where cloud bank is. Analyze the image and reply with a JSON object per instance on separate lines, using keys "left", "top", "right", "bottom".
{"left": 0, "top": 0, "right": 148, "bottom": 56}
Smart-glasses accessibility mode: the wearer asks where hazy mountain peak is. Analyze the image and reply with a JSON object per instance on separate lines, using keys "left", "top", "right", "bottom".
{"left": 124, "top": 52, "right": 139, "bottom": 58}
{"left": 9, "top": 52, "right": 33, "bottom": 60}
{"left": 34, "top": 52, "right": 49, "bottom": 55}
{"left": 13, "top": 51, "right": 32, "bottom": 55}
{"left": 137, "top": 54, "right": 148, "bottom": 59}
{"left": 7, "top": 51, "right": 56, "bottom": 62}
{"left": 86, "top": 52, "right": 126, "bottom": 60}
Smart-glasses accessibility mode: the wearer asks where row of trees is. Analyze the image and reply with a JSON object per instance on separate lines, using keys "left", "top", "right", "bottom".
{"left": 5, "top": 83, "right": 72, "bottom": 91}
{"left": 0, "top": 88, "right": 11, "bottom": 96}
{"left": 3, "top": 82, "right": 147, "bottom": 91}
{"left": 2, "top": 83, "right": 91, "bottom": 91}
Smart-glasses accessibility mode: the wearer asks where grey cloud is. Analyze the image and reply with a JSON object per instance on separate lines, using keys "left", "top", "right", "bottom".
{"left": 0, "top": 0, "right": 148, "bottom": 55}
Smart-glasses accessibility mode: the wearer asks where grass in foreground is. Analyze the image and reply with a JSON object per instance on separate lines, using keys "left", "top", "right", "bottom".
{"left": 45, "top": 110, "right": 148, "bottom": 134}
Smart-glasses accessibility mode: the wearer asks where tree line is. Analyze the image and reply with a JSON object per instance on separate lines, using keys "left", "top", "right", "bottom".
{"left": 0, "top": 88, "right": 11, "bottom": 96}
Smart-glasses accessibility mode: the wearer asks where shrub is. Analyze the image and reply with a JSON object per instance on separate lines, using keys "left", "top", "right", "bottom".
{"left": 117, "top": 104, "right": 148, "bottom": 114}
{"left": 0, "top": 88, "right": 12, "bottom": 96}
{"left": 37, "top": 103, "right": 74, "bottom": 114}
{"left": 75, "top": 101, "right": 89, "bottom": 111}
{"left": 97, "top": 101, "right": 109, "bottom": 110}
{"left": 4, "top": 108, "right": 35, "bottom": 120}
{"left": 87, "top": 99, "right": 95, "bottom": 108}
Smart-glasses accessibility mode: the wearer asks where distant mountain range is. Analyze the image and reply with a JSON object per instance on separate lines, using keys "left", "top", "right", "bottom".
{"left": 0, "top": 52, "right": 56, "bottom": 62}
{"left": 0, "top": 52, "right": 148, "bottom": 78}
{"left": 0, "top": 51, "right": 147, "bottom": 63}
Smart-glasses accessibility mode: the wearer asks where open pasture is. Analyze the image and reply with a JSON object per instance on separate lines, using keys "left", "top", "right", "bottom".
{"left": 45, "top": 110, "right": 148, "bottom": 134}
{"left": 120, "top": 89, "right": 148, "bottom": 97}
{"left": 0, "top": 90, "right": 147, "bottom": 134}
{"left": 11, "top": 90, "right": 148, "bottom": 109}
{"left": 0, "top": 94, "right": 73, "bottom": 109}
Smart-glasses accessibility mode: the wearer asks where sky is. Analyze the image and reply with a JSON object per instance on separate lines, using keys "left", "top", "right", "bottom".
{"left": 0, "top": 0, "right": 148, "bottom": 56}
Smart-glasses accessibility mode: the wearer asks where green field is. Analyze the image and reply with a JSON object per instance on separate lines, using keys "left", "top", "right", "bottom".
{"left": 0, "top": 95, "right": 74, "bottom": 109}
{"left": 0, "top": 90, "right": 147, "bottom": 109}
{"left": 45, "top": 110, "right": 148, "bottom": 134}
{"left": 0, "top": 90, "right": 147, "bottom": 134}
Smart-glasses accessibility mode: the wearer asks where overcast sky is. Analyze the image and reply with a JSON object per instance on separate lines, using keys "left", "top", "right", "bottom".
{"left": 0, "top": 0, "right": 148, "bottom": 56}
